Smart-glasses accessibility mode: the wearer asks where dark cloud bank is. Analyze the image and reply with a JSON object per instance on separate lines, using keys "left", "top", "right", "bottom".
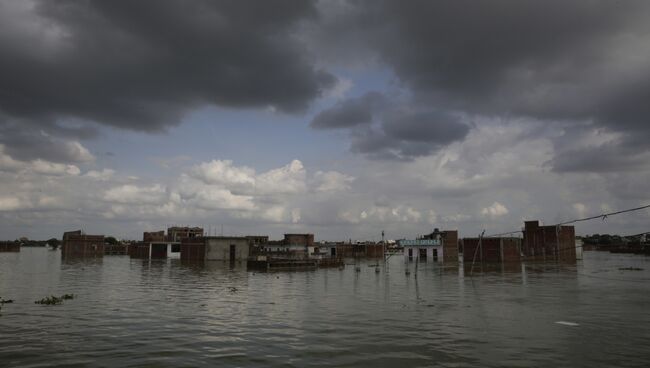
{"left": 0, "top": 0, "right": 334, "bottom": 160}
{"left": 312, "top": 0, "right": 650, "bottom": 169}
{"left": 2, "top": 0, "right": 650, "bottom": 171}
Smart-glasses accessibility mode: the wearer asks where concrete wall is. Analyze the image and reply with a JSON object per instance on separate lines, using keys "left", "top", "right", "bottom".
{"left": 205, "top": 237, "right": 250, "bottom": 261}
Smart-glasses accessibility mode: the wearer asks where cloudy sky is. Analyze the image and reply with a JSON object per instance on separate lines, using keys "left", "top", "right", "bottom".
{"left": 1, "top": 0, "right": 649, "bottom": 241}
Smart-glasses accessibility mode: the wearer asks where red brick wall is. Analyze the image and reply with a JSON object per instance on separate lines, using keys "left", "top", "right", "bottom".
{"left": 462, "top": 237, "right": 521, "bottom": 263}
{"left": 443, "top": 230, "right": 459, "bottom": 262}
{"left": 181, "top": 238, "right": 205, "bottom": 261}
{"left": 501, "top": 238, "right": 522, "bottom": 262}
{"left": 62, "top": 234, "right": 105, "bottom": 257}
{"left": 523, "top": 222, "right": 576, "bottom": 261}
{"left": 0, "top": 242, "right": 20, "bottom": 252}
{"left": 143, "top": 231, "right": 165, "bottom": 242}
{"left": 284, "top": 234, "right": 314, "bottom": 247}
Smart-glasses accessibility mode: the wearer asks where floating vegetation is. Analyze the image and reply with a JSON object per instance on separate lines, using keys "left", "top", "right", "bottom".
{"left": 619, "top": 267, "right": 643, "bottom": 271}
{"left": 35, "top": 294, "right": 75, "bottom": 305}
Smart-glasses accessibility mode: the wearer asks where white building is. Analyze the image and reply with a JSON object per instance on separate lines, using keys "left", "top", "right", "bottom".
{"left": 401, "top": 239, "right": 444, "bottom": 263}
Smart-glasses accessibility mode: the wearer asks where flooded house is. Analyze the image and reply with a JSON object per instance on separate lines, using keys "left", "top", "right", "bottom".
{"left": 461, "top": 237, "right": 522, "bottom": 263}
{"left": 130, "top": 230, "right": 183, "bottom": 259}
{"left": 0, "top": 241, "right": 20, "bottom": 252}
{"left": 61, "top": 230, "right": 105, "bottom": 257}
{"left": 400, "top": 228, "right": 459, "bottom": 263}
{"left": 522, "top": 221, "right": 577, "bottom": 261}
{"left": 181, "top": 236, "right": 250, "bottom": 262}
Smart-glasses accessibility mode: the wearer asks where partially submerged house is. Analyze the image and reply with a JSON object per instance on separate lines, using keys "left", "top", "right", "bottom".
{"left": 522, "top": 221, "right": 576, "bottom": 261}
{"left": 400, "top": 228, "right": 458, "bottom": 263}
{"left": 0, "top": 241, "right": 20, "bottom": 252}
{"left": 462, "top": 237, "right": 522, "bottom": 263}
{"left": 61, "top": 230, "right": 104, "bottom": 257}
{"left": 181, "top": 236, "right": 250, "bottom": 262}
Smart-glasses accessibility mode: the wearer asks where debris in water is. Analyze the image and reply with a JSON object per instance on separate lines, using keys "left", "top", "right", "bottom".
{"left": 228, "top": 287, "right": 238, "bottom": 293}
{"left": 35, "top": 294, "right": 75, "bottom": 305}
{"left": 619, "top": 267, "right": 643, "bottom": 271}
{"left": 555, "top": 321, "right": 579, "bottom": 326}
{"left": 0, "top": 299, "right": 13, "bottom": 304}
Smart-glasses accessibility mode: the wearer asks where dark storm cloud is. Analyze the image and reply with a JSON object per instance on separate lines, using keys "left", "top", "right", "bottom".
{"left": 310, "top": 91, "right": 385, "bottom": 129}
{"left": 0, "top": 123, "right": 94, "bottom": 163}
{"left": 312, "top": 0, "right": 650, "bottom": 169}
{"left": 546, "top": 144, "right": 649, "bottom": 173}
{"left": 349, "top": 110, "right": 469, "bottom": 161}
{"left": 0, "top": 0, "right": 334, "bottom": 133}
{"left": 382, "top": 111, "right": 469, "bottom": 144}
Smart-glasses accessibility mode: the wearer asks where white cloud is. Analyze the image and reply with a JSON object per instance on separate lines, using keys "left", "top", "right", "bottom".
{"left": 256, "top": 159, "right": 306, "bottom": 195}
{"left": 84, "top": 169, "right": 115, "bottom": 181}
{"left": 104, "top": 184, "right": 167, "bottom": 205}
{"left": 61, "top": 140, "right": 95, "bottom": 163}
{"left": 0, "top": 196, "right": 24, "bottom": 211}
{"left": 481, "top": 202, "right": 509, "bottom": 217}
{"left": 31, "top": 159, "right": 80, "bottom": 176}
{"left": 190, "top": 159, "right": 255, "bottom": 188}
{"left": 313, "top": 170, "right": 354, "bottom": 192}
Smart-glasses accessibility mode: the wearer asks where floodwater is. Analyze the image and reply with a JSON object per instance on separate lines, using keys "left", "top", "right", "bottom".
{"left": 1, "top": 249, "right": 649, "bottom": 367}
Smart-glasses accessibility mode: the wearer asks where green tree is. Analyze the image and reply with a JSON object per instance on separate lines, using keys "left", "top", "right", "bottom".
{"left": 105, "top": 236, "right": 118, "bottom": 245}
{"left": 47, "top": 238, "right": 60, "bottom": 249}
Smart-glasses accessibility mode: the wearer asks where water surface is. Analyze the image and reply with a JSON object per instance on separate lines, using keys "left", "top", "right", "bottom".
{"left": 1, "top": 248, "right": 649, "bottom": 367}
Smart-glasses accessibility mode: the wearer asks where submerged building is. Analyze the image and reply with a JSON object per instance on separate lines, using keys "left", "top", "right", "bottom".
{"left": 181, "top": 236, "right": 250, "bottom": 262}
{"left": 61, "top": 230, "right": 105, "bottom": 257}
{"left": 462, "top": 237, "right": 522, "bottom": 263}
{"left": 167, "top": 226, "right": 203, "bottom": 242}
{"left": 400, "top": 228, "right": 459, "bottom": 263}
{"left": 522, "top": 221, "right": 576, "bottom": 261}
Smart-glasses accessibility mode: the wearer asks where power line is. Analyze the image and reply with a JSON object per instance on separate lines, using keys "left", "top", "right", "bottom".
{"left": 486, "top": 204, "right": 650, "bottom": 237}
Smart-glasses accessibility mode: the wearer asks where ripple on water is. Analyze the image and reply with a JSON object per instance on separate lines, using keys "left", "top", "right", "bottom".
{"left": 2, "top": 249, "right": 650, "bottom": 367}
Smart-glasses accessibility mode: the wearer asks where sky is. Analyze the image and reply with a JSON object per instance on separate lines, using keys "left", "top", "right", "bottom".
{"left": 1, "top": 0, "right": 649, "bottom": 241}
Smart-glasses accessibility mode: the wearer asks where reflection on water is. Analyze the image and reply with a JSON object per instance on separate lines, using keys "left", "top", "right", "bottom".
{"left": 1, "top": 248, "right": 649, "bottom": 367}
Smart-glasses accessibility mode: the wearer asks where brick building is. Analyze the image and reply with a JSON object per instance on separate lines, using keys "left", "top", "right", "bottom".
{"left": 180, "top": 236, "right": 250, "bottom": 262}
{"left": 462, "top": 237, "right": 522, "bottom": 263}
{"left": 522, "top": 221, "right": 576, "bottom": 261}
{"left": 61, "top": 230, "right": 105, "bottom": 257}
{"left": 0, "top": 241, "right": 20, "bottom": 252}
{"left": 167, "top": 226, "right": 203, "bottom": 242}
{"left": 143, "top": 231, "right": 165, "bottom": 242}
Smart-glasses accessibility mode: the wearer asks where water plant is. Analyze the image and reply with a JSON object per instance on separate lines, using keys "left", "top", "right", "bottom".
{"left": 34, "top": 294, "right": 75, "bottom": 305}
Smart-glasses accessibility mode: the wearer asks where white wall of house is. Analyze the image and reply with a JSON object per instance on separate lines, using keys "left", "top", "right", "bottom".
{"left": 403, "top": 245, "right": 444, "bottom": 263}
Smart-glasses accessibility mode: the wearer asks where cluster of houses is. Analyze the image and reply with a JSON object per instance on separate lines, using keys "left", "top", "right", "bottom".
{"left": 54, "top": 220, "right": 580, "bottom": 266}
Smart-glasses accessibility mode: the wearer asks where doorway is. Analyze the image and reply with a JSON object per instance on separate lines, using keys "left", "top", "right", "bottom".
{"left": 408, "top": 248, "right": 413, "bottom": 259}
{"left": 229, "top": 244, "right": 236, "bottom": 262}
